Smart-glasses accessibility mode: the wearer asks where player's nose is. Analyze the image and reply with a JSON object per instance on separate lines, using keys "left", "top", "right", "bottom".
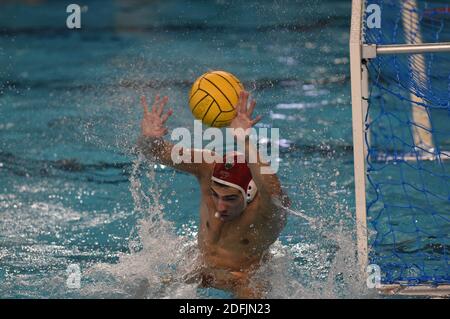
{"left": 217, "top": 199, "right": 227, "bottom": 212}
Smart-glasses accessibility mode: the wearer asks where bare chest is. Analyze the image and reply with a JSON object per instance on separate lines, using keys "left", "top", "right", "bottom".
{"left": 198, "top": 195, "right": 263, "bottom": 254}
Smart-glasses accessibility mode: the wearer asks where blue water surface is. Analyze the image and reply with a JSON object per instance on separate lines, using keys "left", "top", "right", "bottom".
{"left": 0, "top": 0, "right": 369, "bottom": 298}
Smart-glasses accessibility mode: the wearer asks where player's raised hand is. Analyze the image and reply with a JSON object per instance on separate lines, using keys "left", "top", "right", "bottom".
{"left": 229, "top": 90, "right": 262, "bottom": 133}
{"left": 140, "top": 95, "right": 173, "bottom": 138}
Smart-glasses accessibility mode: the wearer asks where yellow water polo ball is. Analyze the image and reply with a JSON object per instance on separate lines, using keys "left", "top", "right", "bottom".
{"left": 188, "top": 70, "right": 244, "bottom": 127}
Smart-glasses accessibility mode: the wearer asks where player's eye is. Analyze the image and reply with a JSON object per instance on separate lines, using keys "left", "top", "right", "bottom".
{"left": 210, "top": 189, "right": 219, "bottom": 197}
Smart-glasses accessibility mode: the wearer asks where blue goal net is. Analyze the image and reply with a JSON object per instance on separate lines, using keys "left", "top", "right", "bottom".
{"left": 362, "top": 0, "right": 450, "bottom": 285}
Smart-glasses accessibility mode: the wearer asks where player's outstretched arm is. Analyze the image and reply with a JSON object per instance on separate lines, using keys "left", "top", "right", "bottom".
{"left": 230, "top": 91, "right": 290, "bottom": 222}
{"left": 137, "top": 95, "right": 212, "bottom": 178}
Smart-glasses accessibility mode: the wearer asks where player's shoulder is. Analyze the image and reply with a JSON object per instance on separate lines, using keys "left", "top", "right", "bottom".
{"left": 253, "top": 194, "right": 287, "bottom": 227}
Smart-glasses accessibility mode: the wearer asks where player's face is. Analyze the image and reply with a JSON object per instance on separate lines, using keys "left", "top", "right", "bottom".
{"left": 209, "top": 184, "right": 245, "bottom": 221}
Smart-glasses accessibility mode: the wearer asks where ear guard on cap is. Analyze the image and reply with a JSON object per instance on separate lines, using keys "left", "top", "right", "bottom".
{"left": 246, "top": 180, "right": 257, "bottom": 203}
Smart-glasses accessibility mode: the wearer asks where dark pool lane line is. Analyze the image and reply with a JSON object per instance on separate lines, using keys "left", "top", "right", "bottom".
{"left": 0, "top": 141, "right": 354, "bottom": 181}
{"left": 0, "top": 75, "right": 350, "bottom": 94}
{"left": 0, "top": 15, "right": 350, "bottom": 37}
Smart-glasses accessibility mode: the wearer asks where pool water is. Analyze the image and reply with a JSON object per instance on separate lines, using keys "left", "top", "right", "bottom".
{"left": 0, "top": 0, "right": 374, "bottom": 298}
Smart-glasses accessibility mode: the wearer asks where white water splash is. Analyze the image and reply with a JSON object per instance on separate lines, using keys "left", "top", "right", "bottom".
{"left": 76, "top": 155, "right": 202, "bottom": 298}
{"left": 75, "top": 155, "right": 376, "bottom": 299}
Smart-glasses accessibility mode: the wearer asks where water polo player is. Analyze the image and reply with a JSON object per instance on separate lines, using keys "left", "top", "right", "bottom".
{"left": 137, "top": 90, "right": 289, "bottom": 298}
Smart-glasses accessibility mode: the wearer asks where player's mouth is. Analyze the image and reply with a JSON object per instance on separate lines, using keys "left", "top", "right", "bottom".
{"left": 215, "top": 212, "right": 229, "bottom": 220}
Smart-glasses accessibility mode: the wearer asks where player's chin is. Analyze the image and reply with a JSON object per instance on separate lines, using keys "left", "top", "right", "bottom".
{"left": 219, "top": 213, "right": 232, "bottom": 221}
